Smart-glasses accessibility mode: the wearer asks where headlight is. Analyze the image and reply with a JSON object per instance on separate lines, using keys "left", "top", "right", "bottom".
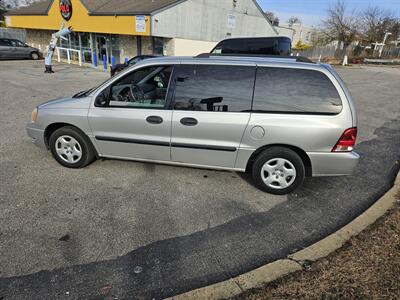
{"left": 31, "top": 107, "right": 38, "bottom": 123}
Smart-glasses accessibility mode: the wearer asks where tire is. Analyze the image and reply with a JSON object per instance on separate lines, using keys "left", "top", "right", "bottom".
{"left": 30, "top": 52, "right": 39, "bottom": 60}
{"left": 49, "top": 126, "right": 96, "bottom": 168}
{"left": 252, "top": 147, "right": 305, "bottom": 195}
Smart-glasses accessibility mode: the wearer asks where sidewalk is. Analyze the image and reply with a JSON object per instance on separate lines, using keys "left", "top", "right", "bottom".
{"left": 232, "top": 192, "right": 400, "bottom": 299}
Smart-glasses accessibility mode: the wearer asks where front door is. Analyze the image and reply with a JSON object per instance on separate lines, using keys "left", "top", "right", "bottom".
{"left": 10, "top": 39, "right": 30, "bottom": 58}
{"left": 88, "top": 64, "right": 175, "bottom": 161}
{"left": 96, "top": 35, "right": 108, "bottom": 63}
{"left": 170, "top": 63, "right": 256, "bottom": 168}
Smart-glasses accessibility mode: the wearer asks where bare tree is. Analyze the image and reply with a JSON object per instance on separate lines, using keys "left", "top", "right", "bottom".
{"left": 310, "top": 29, "right": 331, "bottom": 47}
{"left": 264, "top": 11, "right": 275, "bottom": 23}
{"left": 362, "top": 6, "right": 400, "bottom": 44}
{"left": 363, "top": 6, "right": 385, "bottom": 42}
{"left": 264, "top": 11, "right": 279, "bottom": 26}
{"left": 287, "top": 16, "right": 301, "bottom": 27}
{"left": 0, "top": 0, "right": 41, "bottom": 9}
{"left": 322, "top": 0, "right": 359, "bottom": 52}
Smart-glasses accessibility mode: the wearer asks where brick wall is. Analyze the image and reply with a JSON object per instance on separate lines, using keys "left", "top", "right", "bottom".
{"left": 119, "top": 34, "right": 137, "bottom": 61}
{"left": 26, "top": 29, "right": 52, "bottom": 54}
{"left": 0, "top": 28, "right": 26, "bottom": 42}
{"left": 164, "top": 38, "right": 175, "bottom": 56}
{"left": 141, "top": 36, "right": 153, "bottom": 55}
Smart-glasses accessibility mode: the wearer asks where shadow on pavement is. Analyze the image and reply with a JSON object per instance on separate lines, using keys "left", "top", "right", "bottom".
{"left": 0, "top": 118, "right": 399, "bottom": 300}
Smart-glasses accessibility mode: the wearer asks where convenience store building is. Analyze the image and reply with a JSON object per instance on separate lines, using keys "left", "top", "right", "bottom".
{"left": 5, "top": 0, "right": 277, "bottom": 65}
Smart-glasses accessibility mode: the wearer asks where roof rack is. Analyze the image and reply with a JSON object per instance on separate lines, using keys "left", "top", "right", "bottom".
{"left": 195, "top": 53, "right": 315, "bottom": 63}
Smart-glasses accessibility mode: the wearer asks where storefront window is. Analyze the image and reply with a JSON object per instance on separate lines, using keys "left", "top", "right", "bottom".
{"left": 58, "top": 34, "right": 69, "bottom": 60}
{"left": 80, "top": 32, "right": 92, "bottom": 63}
{"left": 110, "top": 35, "right": 121, "bottom": 64}
{"left": 57, "top": 32, "right": 92, "bottom": 63}
{"left": 69, "top": 32, "right": 79, "bottom": 49}
{"left": 94, "top": 34, "right": 121, "bottom": 64}
{"left": 55, "top": 32, "right": 122, "bottom": 65}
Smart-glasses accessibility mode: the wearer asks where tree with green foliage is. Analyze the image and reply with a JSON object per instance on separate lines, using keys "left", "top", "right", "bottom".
{"left": 293, "top": 41, "right": 311, "bottom": 51}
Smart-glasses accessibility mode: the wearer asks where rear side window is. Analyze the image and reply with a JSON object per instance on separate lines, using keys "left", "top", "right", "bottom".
{"left": 278, "top": 40, "right": 292, "bottom": 56}
{"left": 253, "top": 67, "right": 342, "bottom": 114}
{"left": 173, "top": 65, "right": 255, "bottom": 112}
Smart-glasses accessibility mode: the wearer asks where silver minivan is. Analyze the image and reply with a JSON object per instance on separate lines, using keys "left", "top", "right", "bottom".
{"left": 0, "top": 38, "right": 41, "bottom": 60}
{"left": 26, "top": 55, "right": 359, "bottom": 194}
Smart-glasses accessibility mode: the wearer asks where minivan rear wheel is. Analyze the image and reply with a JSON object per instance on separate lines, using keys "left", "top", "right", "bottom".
{"left": 252, "top": 147, "right": 305, "bottom": 195}
{"left": 49, "top": 126, "right": 96, "bottom": 168}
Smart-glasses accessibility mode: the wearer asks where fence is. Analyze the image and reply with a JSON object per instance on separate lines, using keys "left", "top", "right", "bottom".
{"left": 295, "top": 44, "right": 400, "bottom": 60}
{"left": 56, "top": 47, "right": 82, "bottom": 66}
{"left": 0, "top": 28, "right": 26, "bottom": 41}
{"left": 380, "top": 47, "right": 400, "bottom": 58}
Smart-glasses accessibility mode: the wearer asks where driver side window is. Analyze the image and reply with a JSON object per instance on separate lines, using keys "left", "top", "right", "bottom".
{"left": 109, "top": 65, "right": 173, "bottom": 109}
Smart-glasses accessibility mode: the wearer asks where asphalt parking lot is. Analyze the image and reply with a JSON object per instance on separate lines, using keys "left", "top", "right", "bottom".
{"left": 0, "top": 61, "right": 399, "bottom": 299}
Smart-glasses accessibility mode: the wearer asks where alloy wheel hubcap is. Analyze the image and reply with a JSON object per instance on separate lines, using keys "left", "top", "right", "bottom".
{"left": 55, "top": 135, "right": 82, "bottom": 164}
{"left": 261, "top": 158, "right": 296, "bottom": 190}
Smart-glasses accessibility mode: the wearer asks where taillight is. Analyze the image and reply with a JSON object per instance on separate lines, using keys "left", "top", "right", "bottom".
{"left": 332, "top": 127, "right": 357, "bottom": 152}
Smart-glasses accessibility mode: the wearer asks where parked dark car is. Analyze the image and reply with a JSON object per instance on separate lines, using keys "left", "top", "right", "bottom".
{"left": 211, "top": 36, "right": 292, "bottom": 56}
{"left": 0, "top": 38, "right": 41, "bottom": 60}
{"left": 110, "top": 55, "right": 155, "bottom": 76}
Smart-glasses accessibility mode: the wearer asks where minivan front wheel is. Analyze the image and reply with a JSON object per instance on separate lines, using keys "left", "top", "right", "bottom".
{"left": 49, "top": 126, "right": 96, "bottom": 168}
{"left": 30, "top": 52, "right": 39, "bottom": 60}
{"left": 252, "top": 147, "right": 305, "bottom": 195}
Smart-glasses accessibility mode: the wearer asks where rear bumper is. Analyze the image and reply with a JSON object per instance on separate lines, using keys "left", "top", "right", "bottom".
{"left": 26, "top": 123, "right": 46, "bottom": 150}
{"left": 308, "top": 151, "right": 360, "bottom": 176}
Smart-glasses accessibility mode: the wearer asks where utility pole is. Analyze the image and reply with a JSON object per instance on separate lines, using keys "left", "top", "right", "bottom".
{"left": 378, "top": 32, "right": 392, "bottom": 58}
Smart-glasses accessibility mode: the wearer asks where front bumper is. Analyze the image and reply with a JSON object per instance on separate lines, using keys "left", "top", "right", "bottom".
{"left": 26, "top": 123, "right": 46, "bottom": 150}
{"left": 308, "top": 151, "right": 360, "bottom": 176}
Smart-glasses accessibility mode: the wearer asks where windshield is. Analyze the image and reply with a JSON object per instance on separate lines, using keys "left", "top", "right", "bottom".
{"left": 128, "top": 57, "right": 141, "bottom": 65}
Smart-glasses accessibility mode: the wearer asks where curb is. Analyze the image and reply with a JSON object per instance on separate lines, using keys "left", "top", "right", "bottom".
{"left": 170, "top": 173, "right": 400, "bottom": 300}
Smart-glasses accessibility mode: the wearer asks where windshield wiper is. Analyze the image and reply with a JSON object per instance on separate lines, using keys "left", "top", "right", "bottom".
{"left": 73, "top": 87, "right": 96, "bottom": 98}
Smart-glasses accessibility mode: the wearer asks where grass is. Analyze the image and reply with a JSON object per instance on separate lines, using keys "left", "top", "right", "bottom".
{"left": 232, "top": 192, "right": 400, "bottom": 300}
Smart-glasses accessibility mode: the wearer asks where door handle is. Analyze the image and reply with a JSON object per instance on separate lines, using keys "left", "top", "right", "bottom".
{"left": 180, "top": 117, "right": 198, "bottom": 126}
{"left": 146, "top": 115, "right": 163, "bottom": 124}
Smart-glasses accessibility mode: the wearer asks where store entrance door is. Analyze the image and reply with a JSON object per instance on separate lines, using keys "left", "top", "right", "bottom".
{"left": 96, "top": 35, "right": 108, "bottom": 63}
{"left": 95, "top": 34, "right": 120, "bottom": 65}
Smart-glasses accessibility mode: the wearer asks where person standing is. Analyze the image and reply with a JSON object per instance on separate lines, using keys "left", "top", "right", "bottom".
{"left": 44, "top": 44, "right": 56, "bottom": 73}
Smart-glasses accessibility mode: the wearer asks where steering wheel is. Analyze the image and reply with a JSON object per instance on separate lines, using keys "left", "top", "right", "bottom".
{"left": 118, "top": 86, "right": 134, "bottom": 102}
{"left": 117, "top": 84, "right": 145, "bottom": 102}
{"left": 131, "top": 84, "right": 145, "bottom": 101}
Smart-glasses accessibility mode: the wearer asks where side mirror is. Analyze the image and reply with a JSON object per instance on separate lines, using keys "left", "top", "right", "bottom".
{"left": 95, "top": 92, "right": 108, "bottom": 107}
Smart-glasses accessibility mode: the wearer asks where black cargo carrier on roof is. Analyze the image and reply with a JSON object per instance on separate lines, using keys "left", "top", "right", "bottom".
{"left": 196, "top": 53, "right": 314, "bottom": 63}
{"left": 211, "top": 36, "right": 292, "bottom": 56}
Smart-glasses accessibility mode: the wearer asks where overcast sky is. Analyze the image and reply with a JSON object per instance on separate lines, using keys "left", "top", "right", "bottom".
{"left": 257, "top": 0, "right": 400, "bottom": 26}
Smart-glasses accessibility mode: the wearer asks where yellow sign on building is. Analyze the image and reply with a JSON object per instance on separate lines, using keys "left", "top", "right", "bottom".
{"left": 6, "top": 0, "right": 150, "bottom": 36}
